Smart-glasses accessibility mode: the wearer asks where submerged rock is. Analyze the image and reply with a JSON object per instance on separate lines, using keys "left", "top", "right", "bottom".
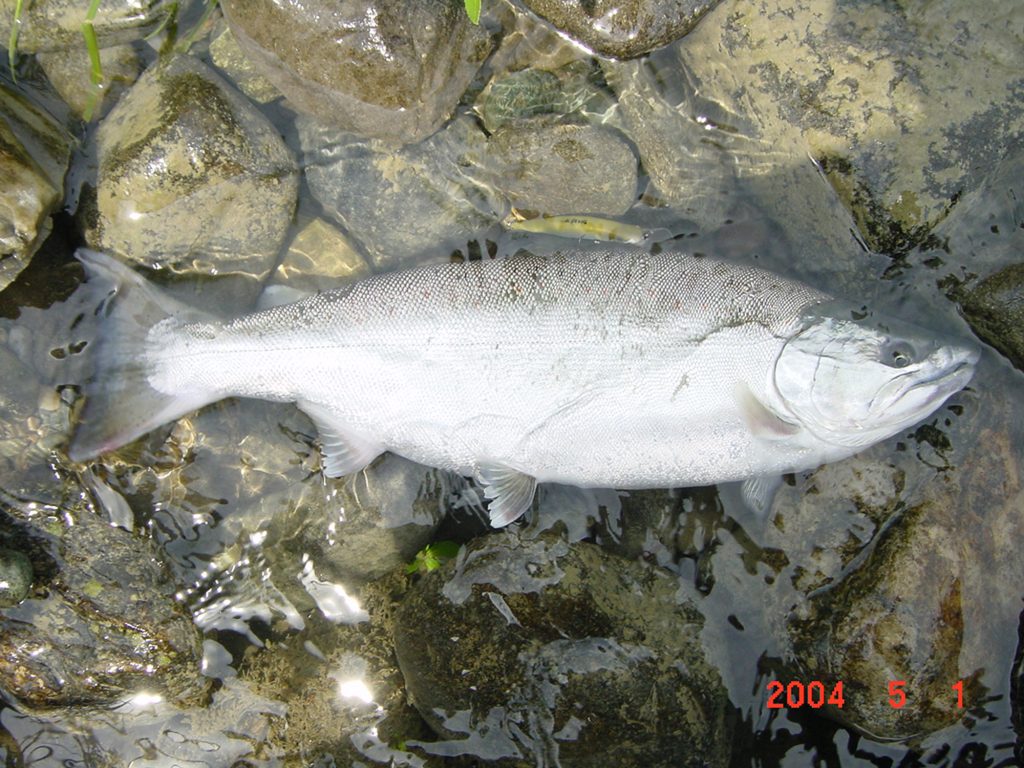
{"left": 236, "top": 571, "right": 432, "bottom": 764}
{"left": 475, "top": 62, "right": 609, "bottom": 133}
{"left": 0, "top": 482, "right": 210, "bottom": 710}
{"left": 264, "top": 452, "right": 447, "bottom": 585}
{"left": 603, "top": 48, "right": 865, "bottom": 276}
{"left": 37, "top": 43, "right": 141, "bottom": 119}
{"left": 209, "top": 24, "right": 282, "bottom": 105}
{"left": 300, "top": 115, "right": 501, "bottom": 269}
{"left": 221, "top": 0, "right": 492, "bottom": 144}
{"left": 259, "top": 217, "right": 370, "bottom": 307}
{"left": 83, "top": 54, "right": 298, "bottom": 288}
{"left": 669, "top": 0, "right": 1024, "bottom": 252}
{"left": 0, "top": 546, "right": 32, "bottom": 606}
{"left": 0, "top": 83, "right": 73, "bottom": 292}
{"left": 486, "top": 121, "right": 637, "bottom": 215}
{"left": 957, "top": 264, "right": 1024, "bottom": 372}
{"left": 0, "top": 0, "right": 172, "bottom": 53}
{"left": 394, "top": 532, "right": 731, "bottom": 767}
{"left": 744, "top": 356, "right": 1021, "bottom": 741}
{"left": 518, "top": 0, "right": 719, "bottom": 59}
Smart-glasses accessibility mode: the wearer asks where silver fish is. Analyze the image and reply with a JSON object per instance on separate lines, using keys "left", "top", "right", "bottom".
{"left": 68, "top": 247, "right": 977, "bottom": 525}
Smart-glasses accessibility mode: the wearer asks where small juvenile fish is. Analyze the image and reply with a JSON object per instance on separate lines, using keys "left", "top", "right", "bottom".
{"left": 504, "top": 214, "right": 653, "bottom": 244}
{"left": 69, "top": 247, "right": 977, "bottom": 525}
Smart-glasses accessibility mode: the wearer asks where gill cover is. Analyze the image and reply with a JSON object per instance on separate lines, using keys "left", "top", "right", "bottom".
{"left": 772, "top": 312, "right": 977, "bottom": 449}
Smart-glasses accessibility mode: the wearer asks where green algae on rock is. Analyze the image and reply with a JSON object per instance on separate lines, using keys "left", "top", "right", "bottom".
{"left": 83, "top": 54, "right": 298, "bottom": 288}
{"left": 958, "top": 264, "right": 1024, "bottom": 372}
{"left": 394, "top": 532, "right": 731, "bottom": 766}
{"left": 0, "top": 484, "right": 210, "bottom": 710}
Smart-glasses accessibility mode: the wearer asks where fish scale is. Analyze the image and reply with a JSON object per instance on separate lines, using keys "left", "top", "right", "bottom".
{"left": 69, "top": 246, "right": 977, "bottom": 525}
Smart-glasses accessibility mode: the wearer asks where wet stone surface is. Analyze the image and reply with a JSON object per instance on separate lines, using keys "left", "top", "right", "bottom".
{"left": 0, "top": 0, "right": 173, "bottom": 53}
{"left": 300, "top": 115, "right": 502, "bottom": 270}
{"left": 0, "top": 481, "right": 210, "bottom": 710}
{"left": 486, "top": 121, "right": 638, "bottom": 216}
{"left": 671, "top": 0, "right": 1024, "bottom": 252}
{"left": 0, "top": 82, "right": 73, "bottom": 293}
{"left": 222, "top": 0, "right": 492, "bottom": 144}
{"left": 394, "top": 532, "right": 732, "bottom": 767}
{"left": 82, "top": 53, "right": 298, "bottom": 292}
{"left": 518, "top": 0, "right": 720, "bottom": 59}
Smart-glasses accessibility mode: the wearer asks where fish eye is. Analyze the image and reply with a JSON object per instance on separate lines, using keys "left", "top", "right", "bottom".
{"left": 882, "top": 340, "right": 915, "bottom": 368}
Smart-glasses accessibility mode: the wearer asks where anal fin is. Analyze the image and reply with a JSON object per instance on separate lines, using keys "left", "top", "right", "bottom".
{"left": 740, "top": 475, "right": 782, "bottom": 517}
{"left": 478, "top": 463, "right": 537, "bottom": 527}
{"left": 297, "top": 400, "right": 383, "bottom": 478}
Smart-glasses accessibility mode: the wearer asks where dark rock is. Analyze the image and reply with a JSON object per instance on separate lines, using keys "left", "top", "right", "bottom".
{"left": 394, "top": 532, "right": 731, "bottom": 766}
{"left": 518, "top": 0, "right": 719, "bottom": 59}
{"left": 958, "top": 264, "right": 1024, "bottom": 371}
{"left": 0, "top": 483, "right": 210, "bottom": 710}
{"left": 221, "top": 0, "right": 492, "bottom": 144}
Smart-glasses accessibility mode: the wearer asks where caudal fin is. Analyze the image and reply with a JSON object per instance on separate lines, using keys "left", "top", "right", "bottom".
{"left": 67, "top": 250, "right": 217, "bottom": 462}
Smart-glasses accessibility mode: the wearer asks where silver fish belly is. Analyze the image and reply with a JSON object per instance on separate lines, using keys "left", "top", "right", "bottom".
{"left": 69, "top": 246, "right": 977, "bottom": 526}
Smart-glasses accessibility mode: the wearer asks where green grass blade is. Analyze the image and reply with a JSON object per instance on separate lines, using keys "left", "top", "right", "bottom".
{"left": 8, "top": 0, "right": 24, "bottom": 82}
{"left": 81, "top": 0, "right": 104, "bottom": 121}
{"left": 464, "top": 0, "right": 480, "bottom": 25}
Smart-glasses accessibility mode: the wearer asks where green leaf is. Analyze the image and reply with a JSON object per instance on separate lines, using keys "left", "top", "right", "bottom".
{"left": 406, "top": 540, "right": 461, "bottom": 575}
{"left": 464, "top": 0, "right": 481, "bottom": 25}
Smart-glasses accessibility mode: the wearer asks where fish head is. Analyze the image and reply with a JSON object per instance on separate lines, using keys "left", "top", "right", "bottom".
{"left": 772, "top": 312, "right": 978, "bottom": 449}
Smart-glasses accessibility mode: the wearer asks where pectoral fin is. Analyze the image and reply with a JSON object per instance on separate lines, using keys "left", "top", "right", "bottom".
{"left": 478, "top": 463, "right": 537, "bottom": 527}
{"left": 297, "top": 400, "right": 383, "bottom": 477}
{"left": 735, "top": 383, "right": 801, "bottom": 440}
{"left": 740, "top": 475, "right": 782, "bottom": 516}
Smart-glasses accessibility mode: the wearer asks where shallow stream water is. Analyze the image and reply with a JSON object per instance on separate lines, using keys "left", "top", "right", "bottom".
{"left": 0, "top": 0, "right": 1023, "bottom": 766}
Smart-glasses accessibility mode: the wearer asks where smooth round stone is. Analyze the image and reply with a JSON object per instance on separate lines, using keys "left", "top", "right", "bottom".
{"left": 0, "top": 547, "right": 32, "bottom": 607}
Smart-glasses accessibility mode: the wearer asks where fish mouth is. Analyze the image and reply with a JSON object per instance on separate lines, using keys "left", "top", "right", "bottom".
{"left": 910, "top": 346, "right": 979, "bottom": 397}
{"left": 887, "top": 344, "right": 979, "bottom": 419}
